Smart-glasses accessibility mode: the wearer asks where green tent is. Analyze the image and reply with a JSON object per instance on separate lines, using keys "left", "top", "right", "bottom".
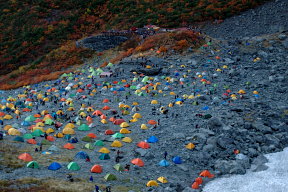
{"left": 94, "top": 140, "right": 104, "bottom": 146}
{"left": 45, "top": 119, "right": 54, "bottom": 125}
{"left": 67, "top": 162, "right": 80, "bottom": 171}
{"left": 25, "top": 115, "right": 36, "bottom": 122}
{"left": 99, "top": 153, "right": 110, "bottom": 160}
{"left": 114, "top": 164, "right": 124, "bottom": 171}
{"left": 32, "top": 129, "right": 43, "bottom": 137}
{"left": 192, "top": 101, "right": 199, "bottom": 106}
{"left": 41, "top": 139, "right": 51, "bottom": 145}
{"left": 104, "top": 173, "right": 117, "bottom": 181}
{"left": 27, "top": 161, "right": 39, "bottom": 169}
{"left": 141, "top": 76, "right": 149, "bottom": 83}
{"left": 76, "top": 120, "right": 84, "bottom": 126}
{"left": 78, "top": 124, "right": 90, "bottom": 131}
{"left": 23, "top": 133, "right": 33, "bottom": 139}
{"left": 84, "top": 143, "right": 95, "bottom": 150}
{"left": 82, "top": 136, "right": 93, "bottom": 142}
{"left": 112, "top": 133, "right": 124, "bottom": 139}
{"left": 61, "top": 73, "right": 68, "bottom": 78}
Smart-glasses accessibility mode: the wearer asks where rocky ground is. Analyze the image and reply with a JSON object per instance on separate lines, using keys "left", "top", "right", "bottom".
{"left": 0, "top": 1, "right": 288, "bottom": 192}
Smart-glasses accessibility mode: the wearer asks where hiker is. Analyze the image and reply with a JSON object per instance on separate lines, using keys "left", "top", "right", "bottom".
{"left": 39, "top": 144, "right": 42, "bottom": 152}
{"left": 44, "top": 133, "right": 48, "bottom": 139}
{"left": 89, "top": 176, "right": 93, "bottom": 182}
{"left": 35, "top": 148, "right": 38, "bottom": 152}
{"left": 0, "top": 132, "right": 3, "bottom": 140}
{"left": 117, "top": 150, "right": 120, "bottom": 156}
{"left": 115, "top": 156, "right": 120, "bottom": 163}
{"left": 125, "top": 164, "right": 130, "bottom": 171}
{"left": 106, "top": 186, "right": 111, "bottom": 192}
{"left": 67, "top": 174, "right": 74, "bottom": 182}
{"left": 157, "top": 119, "right": 160, "bottom": 125}
{"left": 86, "top": 156, "right": 91, "bottom": 162}
{"left": 95, "top": 185, "right": 100, "bottom": 192}
{"left": 164, "top": 151, "right": 168, "bottom": 159}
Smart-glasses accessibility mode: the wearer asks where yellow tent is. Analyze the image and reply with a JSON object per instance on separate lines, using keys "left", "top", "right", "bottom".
{"left": 186, "top": 143, "right": 195, "bottom": 149}
{"left": 56, "top": 110, "right": 64, "bottom": 115}
{"left": 140, "top": 124, "right": 148, "bottom": 130}
{"left": 8, "top": 128, "right": 20, "bottom": 136}
{"left": 41, "top": 110, "right": 49, "bottom": 115}
{"left": 62, "top": 128, "right": 75, "bottom": 135}
{"left": 120, "top": 128, "right": 131, "bottom": 134}
{"left": 146, "top": 180, "right": 158, "bottom": 187}
{"left": 43, "top": 98, "right": 49, "bottom": 102}
{"left": 79, "top": 112, "right": 87, "bottom": 117}
{"left": 32, "top": 127, "right": 45, "bottom": 132}
{"left": 122, "top": 137, "right": 132, "bottom": 143}
{"left": 67, "top": 107, "right": 75, "bottom": 111}
{"left": 4, "top": 125, "right": 12, "bottom": 131}
{"left": 65, "top": 123, "right": 75, "bottom": 129}
{"left": 129, "top": 118, "right": 138, "bottom": 123}
{"left": 98, "top": 147, "right": 110, "bottom": 154}
{"left": 132, "top": 113, "right": 142, "bottom": 119}
{"left": 168, "top": 103, "right": 174, "bottom": 107}
{"left": 170, "top": 92, "right": 176, "bottom": 95}
{"left": 119, "top": 103, "right": 125, "bottom": 108}
{"left": 110, "top": 140, "right": 123, "bottom": 147}
{"left": 151, "top": 100, "right": 158, "bottom": 104}
{"left": 36, "top": 122, "right": 45, "bottom": 127}
{"left": 132, "top": 102, "right": 139, "bottom": 106}
{"left": 54, "top": 132, "right": 64, "bottom": 138}
{"left": 4, "top": 115, "right": 13, "bottom": 120}
{"left": 120, "top": 122, "right": 129, "bottom": 128}
{"left": 46, "top": 128, "right": 55, "bottom": 134}
{"left": 101, "top": 119, "right": 108, "bottom": 124}
{"left": 87, "top": 107, "right": 94, "bottom": 112}
{"left": 157, "top": 177, "right": 168, "bottom": 183}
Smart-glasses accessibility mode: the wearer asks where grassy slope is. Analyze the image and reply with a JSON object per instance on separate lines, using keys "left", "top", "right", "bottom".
{"left": 0, "top": 0, "right": 269, "bottom": 89}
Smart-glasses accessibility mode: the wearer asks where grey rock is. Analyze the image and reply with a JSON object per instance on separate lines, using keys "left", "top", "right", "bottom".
{"left": 257, "top": 50, "right": 269, "bottom": 58}
{"left": 203, "top": 144, "right": 215, "bottom": 152}
{"left": 251, "top": 122, "right": 273, "bottom": 134}
{"left": 207, "top": 117, "right": 223, "bottom": 130}
{"left": 135, "top": 148, "right": 148, "bottom": 157}
{"left": 182, "top": 187, "right": 197, "bottom": 192}
{"left": 223, "top": 58, "right": 235, "bottom": 64}
{"left": 252, "top": 164, "right": 269, "bottom": 172}
{"left": 265, "top": 134, "right": 280, "bottom": 146}
{"left": 278, "top": 34, "right": 287, "bottom": 40}
{"left": 173, "top": 133, "right": 186, "bottom": 140}
{"left": 176, "top": 164, "right": 189, "bottom": 172}
{"left": 217, "top": 136, "right": 234, "bottom": 149}
{"left": 282, "top": 39, "right": 288, "bottom": 49}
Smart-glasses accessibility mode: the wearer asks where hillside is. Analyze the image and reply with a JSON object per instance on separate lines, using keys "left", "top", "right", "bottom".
{"left": 0, "top": 0, "right": 269, "bottom": 89}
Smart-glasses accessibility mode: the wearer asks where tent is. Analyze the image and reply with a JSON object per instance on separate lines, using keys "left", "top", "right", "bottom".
{"left": 172, "top": 156, "right": 182, "bottom": 164}
{"left": 137, "top": 141, "right": 150, "bottom": 149}
{"left": 32, "top": 129, "right": 43, "bottom": 137}
{"left": 27, "top": 139, "right": 37, "bottom": 144}
{"left": 114, "top": 164, "right": 124, "bottom": 171}
{"left": 84, "top": 143, "right": 95, "bottom": 150}
{"left": 146, "top": 180, "right": 158, "bottom": 187}
{"left": 13, "top": 136, "right": 24, "bottom": 142}
{"left": 27, "top": 161, "right": 39, "bottom": 169}
{"left": 186, "top": 143, "right": 195, "bottom": 149}
{"left": 68, "top": 137, "right": 78, "bottom": 143}
{"left": 62, "top": 128, "right": 75, "bottom": 135}
{"left": 78, "top": 124, "right": 90, "bottom": 131}
{"left": 67, "top": 162, "right": 80, "bottom": 171}
{"left": 75, "top": 151, "right": 89, "bottom": 159}
{"left": 159, "top": 160, "right": 170, "bottom": 167}
{"left": 147, "top": 136, "right": 158, "bottom": 143}
{"left": 110, "top": 140, "right": 122, "bottom": 147}
{"left": 8, "top": 128, "right": 21, "bottom": 136}
{"left": 18, "top": 153, "right": 33, "bottom": 161}
{"left": 48, "top": 162, "right": 62, "bottom": 170}
{"left": 48, "top": 145, "right": 60, "bottom": 152}
{"left": 131, "top": 158, "right": 144, "bottom": 167}
{"left": 99, "top": 153, "right": 110, "bottom": 160}
{"left": 157, "top": 177, "right": 168, "bottom": 183}
{"left": 82, "top": 136, "right": 93, "bottom": 142}
{"left": 119, "top": 128, "right": 131, "bottom": 134}
{"left": 104, "top": 173, "right": 117, "bottom": 181}
{"left": 25, "top": 115, "right": 36, "bottom": 122}
{"left": 91, "top": 165, "right": 102, "bottom": 173}
{"left": 98, "top": 147, "right": 110, "bottom": 154}
{"left": 21, "top": 121, "right": 31, "bottom": 126}
{"left": 94, "top": 140, "right": 104, "bottom": 146}
{"left": 122, "top": 137, "right": 132, "bottom": 143}
{"left": 64, "top": 143, "right": 75, "bottom": 149}
{"left": 41, "top": 139, "right": 51, "bottom": 145}
{"left": 112, "top": 133, "right": 124, "bottom": 139}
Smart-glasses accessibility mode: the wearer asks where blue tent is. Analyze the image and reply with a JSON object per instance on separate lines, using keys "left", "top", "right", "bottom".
{"left": 159, "top": 160, "right": 170, "bottom": 167}
{"left": 69, "top": 137, "right": 78, "bottom": 143}
{"left": 118, "top": 87, "right": 125, "bottom": 91}
{"left": 13, "top": 136, "right": 24, "bottom": 142}
{"left": 99, "top": 153, "right": 110, "bottom": 160}
{"left": 48, "top": 162, "right": 62, "bottom": 170}
{"left": 175, "top": 98, "right": 184, "bottom": 102}
{"left": 21, "top": 121, "right": 31, "bottom": 126}
{"left": 64, "top": 134, "right": 71, "bottom": 140}
{"left": 0, "top": 120, "right": 3, "bottom": 125}
{"left": 202, "top": 106, "right": 209, "bottom": 110}
{"left": 110, "top": 88, "right": 117, "bottom": 91}
{"left": 147, "top": 136, "right": 159, "bottom": 143}
{"left": 172, "top": 156, "right": 182, "bottom": 164}
{"left": 174, "top": 72, "right": 180, "bottom": 76}
{"left": 1, "top": 99, "right": 7, "bottom": 103}
{"left": 75, "top": 151, "right": 89, "bottom": 159}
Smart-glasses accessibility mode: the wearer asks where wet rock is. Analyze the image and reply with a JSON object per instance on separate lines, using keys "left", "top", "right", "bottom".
{"left": 251, "top": 122, "right": 273, "bottom": 134}
{"left": 214, "top": 160, "right": 246, "bottom": 175}
{"left": 217, "top": 136, "right": 234, "bottom": 149}
{"left": 252, "top": 164, "right": 269, "bottom": 172}
{"left": 207, "top": 117, "right": 223, "bottom": 130}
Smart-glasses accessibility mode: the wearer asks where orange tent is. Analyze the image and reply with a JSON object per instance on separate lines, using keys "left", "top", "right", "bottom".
{"left": 27, "top": 139, "right": 37, "bottom": 144}
{"left": 23, "top": 108, "right": 31, "bottom": 112}
{"left": 60, "top": 98, "right": 66, "bottom": 102}
{"left": 199, "top": 170, "right": 214, "bottom": 178}
{"left": 46, "top": 136, "right": 55, "bottom": 142}
{"left": 131, "top": 158, "right": 144, "bottom": 167}
{"left": 109, "top": 117, "right": 116, "bottom": 122}
{"left": 113, "top": 119, "right": 125, "bottom": 125}
{"left": 148, "top": 120, "right": 157, "bottom": 125}
{"left": 92, "top": 110, "right": 103, "bottom": 116}
{"left": 44, "top": 114, "right": 53, "bottom": 119}
{"left": 34, "top": 114, "right": 41, "bottom": 118}
{"left": 18, "top": 153, "right": 33, "bottom": 161}
{"left": 87, "top": 133, "right": 97, "bottom": 139}
{"left": 35, "top": 119, "right": 43, "bottom": 123}
{"left": 63, "top": 143, "right": 75, "bottom": 149}
{"left": 86, "top": 116, "right": 93, "bottom": 122}
{"left": 77, "top": 89, "right": 84, "bottom": 93}
{"left": 0, "top": 112, "right": 6, "bottom": 116}
{"left": 102, "top": 99, "right": 109, "bottom": 103}
{"left": 91, "top": 165, "right": 102, "bottom": 173}
{"left": 102, "top": 106, "right": 110, "bottom": 110}
{"left": 100, "top": 114, "right": 107, "bottom": 119}
{"left": 191, "top": 182, "right": 199, "bottom": 189}
{"left": 195, "top": 177, "right": 203, "bottom": 185}
{"left": 105, "top": 130, "right": 114, "bottom": 135}
{"left": 137, "top": 141, "right": 150, "bottom": 149}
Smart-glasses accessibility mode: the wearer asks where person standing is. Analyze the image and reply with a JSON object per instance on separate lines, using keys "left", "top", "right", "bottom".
{"left": 164, "top": 151, "right": 168, "bottom": 159}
